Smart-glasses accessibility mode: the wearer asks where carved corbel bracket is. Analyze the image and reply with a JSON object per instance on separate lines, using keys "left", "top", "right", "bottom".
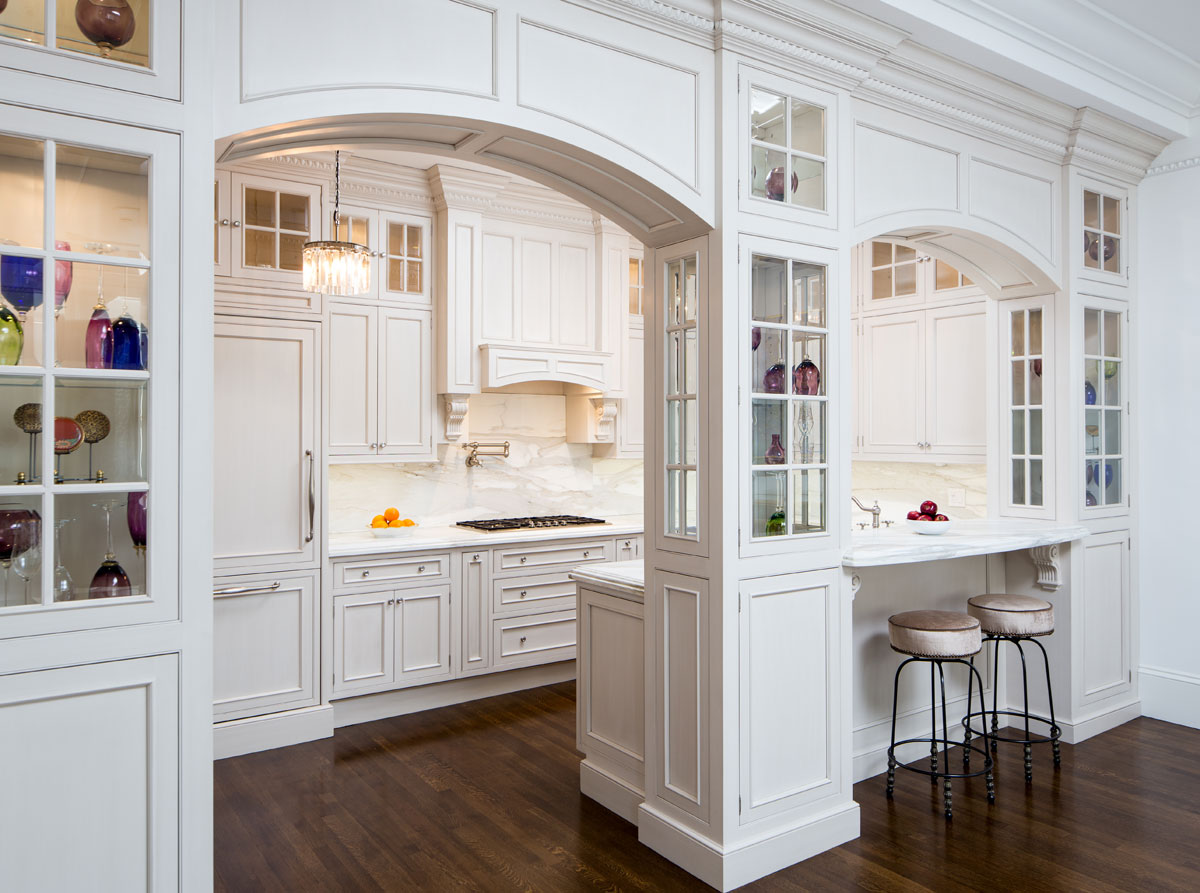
{"left": 1029, "top": 544, "right": 1062, "bottom": 591}
{"left": 443, "top": 393, "right": 470, "bottom": 441}
{"left": 594, "top": 398, "right": 618, "bottom": 444}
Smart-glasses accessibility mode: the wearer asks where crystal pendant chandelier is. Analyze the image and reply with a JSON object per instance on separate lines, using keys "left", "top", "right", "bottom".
{"left": 302, "top": 151, "right": 370, "bottom": 296}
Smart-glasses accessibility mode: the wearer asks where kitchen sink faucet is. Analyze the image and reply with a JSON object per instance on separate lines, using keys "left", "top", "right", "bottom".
{"left": 851, "top": 496, "right": 882, "bottom": 529}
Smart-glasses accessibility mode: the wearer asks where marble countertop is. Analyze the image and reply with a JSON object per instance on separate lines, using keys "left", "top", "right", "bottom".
{"left": 328, "top": 515, "right": 644, "bottom": 557}
{"left": 570, "top": 560, "right": 645, "bottom": 602}
{"left": 842, "top": 519, "right": 1089, "bottom": 568}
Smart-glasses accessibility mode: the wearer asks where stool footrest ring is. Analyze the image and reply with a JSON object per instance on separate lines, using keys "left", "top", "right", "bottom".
{"left": 962, "top": 709, "right": 1061, "bottom": 746}
{"left": 888, "top": 738, "right": 994, "bottom": 780}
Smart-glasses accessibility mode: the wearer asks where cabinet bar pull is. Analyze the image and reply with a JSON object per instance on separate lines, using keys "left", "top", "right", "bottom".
{"left": 214, "top": 581, "right": 281, "bottom": 596}
{"left": 305, "top": 449, "right": 315, "bottom": 543}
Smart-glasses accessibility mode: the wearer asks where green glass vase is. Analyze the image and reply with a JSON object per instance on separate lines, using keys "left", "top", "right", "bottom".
{"left": 765, "top": 507, "right": 787, "bottom": 536}
{"left": 0, "top": 306, "right": 22, "bottom": 365}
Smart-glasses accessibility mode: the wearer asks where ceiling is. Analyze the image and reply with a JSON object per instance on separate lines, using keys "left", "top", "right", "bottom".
{"left": 830, "top": 0, "right": 1200, "bottom": 139}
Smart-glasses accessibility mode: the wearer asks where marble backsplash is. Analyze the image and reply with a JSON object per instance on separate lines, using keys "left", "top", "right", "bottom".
{"left": 851, "top": 461, "right": 987, "bottom": 526}
{"left": 329, "top": 393, "right": 643, "bottom": 533}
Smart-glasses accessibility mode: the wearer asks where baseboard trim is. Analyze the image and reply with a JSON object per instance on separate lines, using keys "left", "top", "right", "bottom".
{"left": 1057, "top": 697, "right": 1141, "bottom": 744}
{"left": 214, "top": 705, "right": 334, "bottom": 760}
{"left": 581, "top": 760, "right": 643, "bottom": 824}
{"left": 637, "top": 801, "right": 860, "bottom": 892}
{"left": 1140, "top": 666, "right": 1200, "bottom": 730}
{"left": 332, "top": 661, "right": 576, "bottom": 729}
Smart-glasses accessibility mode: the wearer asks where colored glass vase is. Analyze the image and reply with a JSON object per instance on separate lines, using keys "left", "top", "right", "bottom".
{"left": 1084, "top": 379, "right": 1097, "bottom": 405}
{"left": 111, "top": 314, "right": 143, "bottom": 370}
{"left": 765, "top": 507, "right": 787, "bottom": 536}
{"left": 54, "top": 240, "right": 73, "bottom": 315}
{"left": 765, "top": 433, "right": 786, "bottom": 465}
{"left": 88, "top": 500, "right": 132, "bottom": 600}
{"left": 74, "top": 0, "right": 137, "bottom": 56}
{"left": 0, "top": 505, "right": 40, "bottom": 608}
{"left": 127, "top": 491, "right": 147, "bottom": 555}
{"left": 763, "top": 362, "right": 786, "bottom": 394}
{"left": 792, "top": 358, "right": 821, "bottom": 395}
{"left": 0, "top": 306, "right": 22, "bottom": 365}
{"left": 0, "top": 254, "right": 44, "bottom": 317}
{"left": 86, "top": 303, "right": 114, "bottom": 368}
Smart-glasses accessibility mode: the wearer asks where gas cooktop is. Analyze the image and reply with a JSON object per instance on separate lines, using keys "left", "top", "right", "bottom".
{"left": 456, "top": 515, "right": 607, "bottom": 532}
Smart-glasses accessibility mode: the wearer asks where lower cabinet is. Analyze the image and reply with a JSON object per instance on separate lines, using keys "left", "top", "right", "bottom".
{"left": 213, "top": 569, "right": 319, "bottom": 721}
{"left": 492, "top": 609, "right": 578, "bottom": 670}
{"left": 333, "top": 584, "right": 452, "bottom": 696}
{"left": 615, "top": 535, "right": 643, "bottom": 562}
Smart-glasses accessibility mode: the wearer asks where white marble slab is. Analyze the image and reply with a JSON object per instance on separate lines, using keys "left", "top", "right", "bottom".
{"left": 570, "top": 560, "right": 645, "bottom": 603}
{"left": 329, "top": 515, "right": 644, "bottom": 558}
{"left": 842, "top": 519, "right": 1089, "bottom": 568}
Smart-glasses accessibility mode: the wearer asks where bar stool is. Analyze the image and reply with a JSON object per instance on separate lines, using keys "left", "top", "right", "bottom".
{"left": 886, "top": 610, "right": 994, "bottom": 818}
{"left": 962, "top": 594, "right": 1061, "bottom": 783}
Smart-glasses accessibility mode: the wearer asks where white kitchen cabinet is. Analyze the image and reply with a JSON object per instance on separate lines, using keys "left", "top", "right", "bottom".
{"left": 214, "top": 171, "right": 232, "bottom": 277}
{"left": 492, "top": 609, "right": 577, "bottom": 671}
{"left": 615, "top": 535, "right": 644, "bottom": 562}
{"left": 327, "top": 303, "right": 434, "bottom": 460}
{"left": 856, "top": 305, "right": 986, "bottom": 461}
{"left": 332, "top": 584, "right": 453, "bottom": 695}
{"left": 230, "top": 172, "right": 322, "bottom": 285}
{"left": 213, "top": 570, "right": 319, "bottom": 721}
{"left": 856, "top": 241, "right": 980, "bottom": 313}
{"left": 460, "top": 550, "right": 492, "bottom": 676}
{"left": 214, "top": 317, "right": 320, "bottom": 572}
{"left": 325, "top": 204, "right": 432, "bottom": 306}
{"left": 609, "top": 325, "right": 645, "bottom": 459}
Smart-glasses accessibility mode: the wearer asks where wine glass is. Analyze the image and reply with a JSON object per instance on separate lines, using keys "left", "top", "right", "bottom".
{"left": 53, "top": 519, "right": 75, "bottom": 602}
{"left": 89, "top": 499, "right": 131, "bottom": 600}
{"left": 0, "top": 504, "right": 40, "bottom": 607}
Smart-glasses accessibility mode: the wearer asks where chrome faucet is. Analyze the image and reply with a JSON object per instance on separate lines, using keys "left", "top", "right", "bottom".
{"left": 851, "top": 496, "right": 882, "bottom": 529}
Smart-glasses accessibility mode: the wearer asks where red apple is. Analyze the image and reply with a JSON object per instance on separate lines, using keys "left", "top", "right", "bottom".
{"left": 918, "top": 514, "right": 934, "bottom": 522}
{"left": 934, "top": 514, "right": 949, "bottom": 522}
{"left": 920, "top": 500, "right": 938, "bottom": 516}
{"left": 906, "top": 510, "right": 922, "bottom": 520}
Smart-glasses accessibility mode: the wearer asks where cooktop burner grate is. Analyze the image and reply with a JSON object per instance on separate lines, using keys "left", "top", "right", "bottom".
{"left": 456, "top": 515, "right": 607, "bottom": 531}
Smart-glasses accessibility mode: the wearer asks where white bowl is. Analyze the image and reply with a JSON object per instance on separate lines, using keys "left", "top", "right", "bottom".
{"left": 369, "top": 525, "right": 417, "bottom": 538}
{"left": 907, "top": 519, "right": 953, "bottom": 535}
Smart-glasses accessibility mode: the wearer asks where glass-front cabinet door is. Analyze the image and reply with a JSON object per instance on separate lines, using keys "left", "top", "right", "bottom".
{"left": 1006, "top": 302, "right": 1051, "bottom": 513}
{"left": 663, "top": 253, "right": 700, "bottom": 544}
{"left": 0, "top": 110, "right": 178, "bottom": 636}
{"left": 1083, "top": 303, "right": 1126, "bottom": 511}
{"left": 744, "top": 244, "right": 830, "bottom": 548}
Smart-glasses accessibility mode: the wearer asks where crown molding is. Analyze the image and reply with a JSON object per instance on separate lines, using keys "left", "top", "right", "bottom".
{"left": 566, "top": 0, "right": 714, "bottom": 46}
{"left": 1065, "top": 107, "right": 1170, "bottom": 183}
{"left": 1145, "top": 154, "right": 1200, "bottom": 178}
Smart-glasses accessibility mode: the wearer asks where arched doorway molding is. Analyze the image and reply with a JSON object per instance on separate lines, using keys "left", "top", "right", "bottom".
{"left": 854, "top": 213, "right": 1061, "bottom": 301}
{"left": 216, "top": 112, "right": 713, "bottom": 249}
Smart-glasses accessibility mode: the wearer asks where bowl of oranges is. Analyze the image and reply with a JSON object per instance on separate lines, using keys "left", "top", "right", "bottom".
{"left": 369, "top": 507, "right": 418, "bottom": 537}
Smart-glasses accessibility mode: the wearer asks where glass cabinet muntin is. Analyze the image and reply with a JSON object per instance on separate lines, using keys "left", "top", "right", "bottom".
{"left": 0, "top": 106, "right": 179, "bottom": 636}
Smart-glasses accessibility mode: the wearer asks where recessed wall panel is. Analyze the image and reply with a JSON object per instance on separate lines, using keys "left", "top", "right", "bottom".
{"left": 665, "top": 583, "right": 700, "bottom": 802}
{"left": 558, "top": 244, "right": 589, "bottom": 347}
{"left": 1083, "top": 536, "right": 1128, "bottom": 696}
{"left": 521, "top": 239, "right": 553, "bottom": 344}
{"left": 854, "top": 125, "right": 958, "bottom": 224}
{"left": 968, "top": 159, "right": 1055, "bottom": 262}
{"left": 242, "top": 0, "right": 496, "bottom": 100}
{"left": 482, "top": 233, "right": 516, "bottom": 341}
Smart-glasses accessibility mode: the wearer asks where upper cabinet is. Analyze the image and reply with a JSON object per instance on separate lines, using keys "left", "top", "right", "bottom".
{"left": 325, "top": 204, "right": 431, "bottom": 307}
{"left": 858, "top": 240, "right": 979, "bottom": 312}
{"left": 1079, "top": 183, "right": 1128, "bottom": 284}
{"left": 0, "top": 0, "right": 181, "bottom": 99}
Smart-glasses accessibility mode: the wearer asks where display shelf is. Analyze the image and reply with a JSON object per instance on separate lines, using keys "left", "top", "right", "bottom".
{"left": 1083, "top": 306, "right": 1124, "bottom": 509}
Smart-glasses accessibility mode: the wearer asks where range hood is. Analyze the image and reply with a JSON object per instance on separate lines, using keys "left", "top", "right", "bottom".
{"left": 479, "top": 344, "right": 613, "bottom": 392}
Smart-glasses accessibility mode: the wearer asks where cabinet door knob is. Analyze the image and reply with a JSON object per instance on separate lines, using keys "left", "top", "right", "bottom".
{"left": 519, "top": 636, "right": 527, "bottom": 646}
{"left": 624, "top": 540, "right": 630, "bottom": 547}
{"left": 520, "top": 556, "right": 527, "bottom": 564}
{"left": 472, "top": 554, "right": 480, "bottom": 561}
{"left": 418, "top": 565, "right": 426, "bottom": 573}
{"left": 583, "top": 551, "right": 590, "bottom": 558}
{"left": 219, "top": 218, "right": 230, "bottom": 226}
{"left": 361, "top": 570, "right": 370, "bottom": 578}
{"left": 520, "top": 590, "right": 527, "bottom": 598}
{"left": 232, "top": 220, "right": 241, "bottom": 228}
{"left": 387, "top": 598, "right": 395, "bottom": 606}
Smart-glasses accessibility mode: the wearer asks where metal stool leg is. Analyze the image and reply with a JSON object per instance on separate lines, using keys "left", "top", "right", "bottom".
{"left": 929, "top": 662, "right": 939, "bottom": 783}
{"left": 886, "top": 658, "right": 911, "bottom": 798}
{"left": 1030, "top": 636, "right": 1062, "bottom": 767}
{"left": 1014, "top": 638, "right": 1033, "bottom": 782}
{"left": 990, "top": 637, "right": 1000, "bottom": 750}
{"left": 966, "top": 659, "right": 995, "bottom": 804}
{"left": 937, "top": 661, "right": 952, "bottom": 818}
{"left": 963, "top": 655, "right": 974, "bottom": 769}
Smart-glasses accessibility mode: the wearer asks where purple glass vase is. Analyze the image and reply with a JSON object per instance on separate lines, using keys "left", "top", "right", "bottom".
{"left": 75, "top": 0, "right": 137, "bottom": 56}
{"left": 127, "top": 492, "right": 147, "bottom": 554}
{"left": 85, "top": 304, "right": 113, "bottom": 369}
{"left": 54, "top": 241, "right": 72, "bottom": 314}
{"left": 763, "top": 362, "right": 786, "bottom": 394}
{"left": 0, "top": 507, "right": 40, "bottom": 564}
{"left": 792, "top": 358, "right": 821, "bottom": 395}
{"left": 89, "top": 558, "right": 132, "bottom": 599}
{"left": 751, "top": 327, "right": 761, "bottom": 351}
{"left": 765, "top": 433, "right": 786, "bottom": 465}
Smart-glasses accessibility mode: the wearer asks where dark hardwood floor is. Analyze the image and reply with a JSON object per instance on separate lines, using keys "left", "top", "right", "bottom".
{"left": 215, "top": 682, "right": 1200, "bottom": 892}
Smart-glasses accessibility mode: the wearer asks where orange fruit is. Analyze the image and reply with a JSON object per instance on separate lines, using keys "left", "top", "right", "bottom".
{"left": 383, "top": 507, "right": 400, "bottom": 522}
{"left": 388, "top": 518, "right": 405, "bottom": 528}
{"left": 400, "top": 518, "right": 415, "bottom": 527}
{"left": 370, "top": 516, "right": 387, "bottom": 528}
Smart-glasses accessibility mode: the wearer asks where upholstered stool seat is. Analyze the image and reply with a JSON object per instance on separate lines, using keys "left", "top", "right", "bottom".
{"left": 888, "top": 610, "right": 982, "bottom": 659}
{"left": 967, "top": 594, "right": 1054, "bottom": 637}
{"left": 885, "top": 609, "right": 993, "bottom": 818}
{"left": 962, "top": 593, "right": 1062, "bottom": 782}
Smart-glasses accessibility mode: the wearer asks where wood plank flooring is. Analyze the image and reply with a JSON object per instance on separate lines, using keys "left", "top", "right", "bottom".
{"left": 214, "top": 681, "right": 1200, "bottom": 892}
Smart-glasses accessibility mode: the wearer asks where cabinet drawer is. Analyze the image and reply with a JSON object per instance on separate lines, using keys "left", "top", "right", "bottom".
{"left": 333, "top": 553, "right": 450, "bottom": 590}
{"left": 492, "top": 572, "right": 577, "bottom": 616}
{"left": 493, "top": 540, "right": 613, "bottom": 576}
{"left": 493, "top": 610, "right": 577, "bottom": 669}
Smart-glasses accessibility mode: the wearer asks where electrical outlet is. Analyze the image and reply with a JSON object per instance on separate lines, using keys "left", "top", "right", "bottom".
{"left": 948, "top": 488, "right": 966, "bottom": 508}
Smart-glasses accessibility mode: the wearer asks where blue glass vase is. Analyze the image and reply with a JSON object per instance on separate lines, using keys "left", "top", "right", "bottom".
{"left": 1084, "top": 380, "right": 1097, "bottom": 406}
{"left": 111, "top": 314, "right": 143, "bottom": 371}
{"left": 0, "top": 255, "right": 44, "bottom": 318}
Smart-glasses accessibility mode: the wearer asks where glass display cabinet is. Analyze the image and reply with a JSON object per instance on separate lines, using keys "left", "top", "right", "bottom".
{"left": 1008, "top": 306, "right": 1046, "bottom": 508}
{"left": 1084, "top": 306, "right": 1125, "bottom": 509}
{"left": 749, "top": 88, "right": 827, "bottom": 211}
{"left": 664, "top": 254, "right": 699, "bottom": 540}
{"left": 1083, "top": 189, "right": 1123, "bottom": 275}
{"left": 0, "top": 0, "right": 149, "bottom": 67}
{"left": 0, "top": 118, "right": 174, "bottom": 631}
{"left": 747, "top": 251, "right": 828, "bottom": 541}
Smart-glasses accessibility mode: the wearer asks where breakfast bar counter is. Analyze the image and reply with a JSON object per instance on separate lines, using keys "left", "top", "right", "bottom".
{"left": 842, "top": 519, "right": 1090, "bottom": 568}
